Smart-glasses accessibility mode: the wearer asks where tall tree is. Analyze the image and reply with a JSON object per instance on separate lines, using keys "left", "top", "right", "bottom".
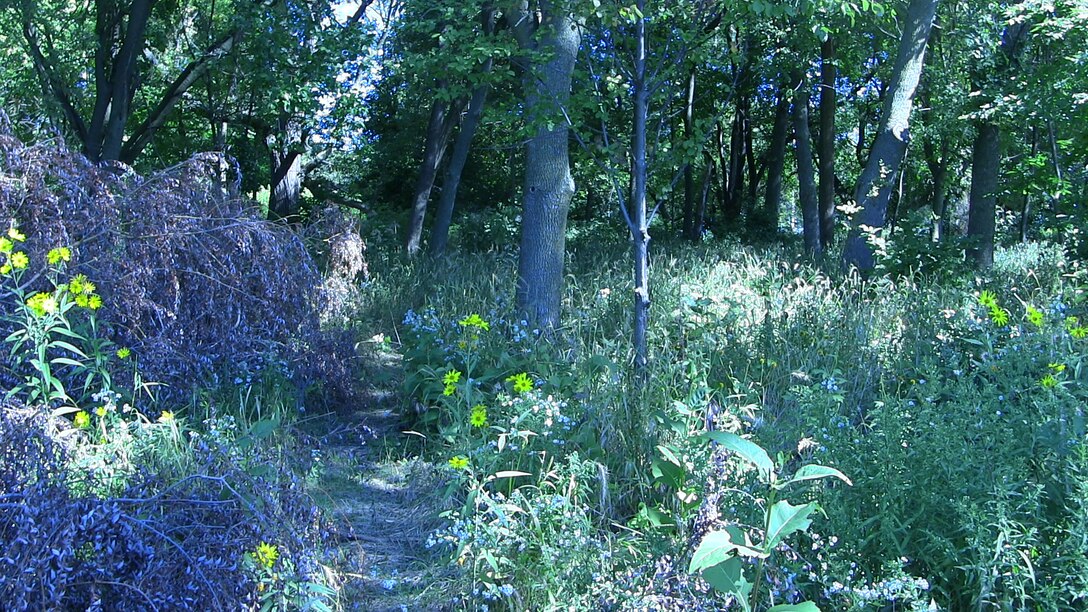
{"left": 509, "top": 1, "right": 580, "bottom": 327}
{"left": 817, "top": 36, "right": 837, "bottom": 248}
{"left": 794, "top": 71, "right": 822, "bottom": 254}
{"left": 842, "top": 0, "right": 939, "bottom": 271}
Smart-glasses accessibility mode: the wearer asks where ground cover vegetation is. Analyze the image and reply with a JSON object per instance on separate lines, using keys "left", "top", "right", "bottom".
{"left": 2, "top": 0, "right": 1087, "bottom": 610}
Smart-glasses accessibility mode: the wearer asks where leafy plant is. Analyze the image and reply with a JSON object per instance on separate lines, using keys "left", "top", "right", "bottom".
{"left": 688, "top": 432, "right": 851, "bottom": 611}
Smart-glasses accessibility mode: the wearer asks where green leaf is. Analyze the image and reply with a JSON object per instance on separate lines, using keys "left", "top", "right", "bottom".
{"left": 702, "top": 431, "right": 774, "bottom": 482}
{"left": 778, "top": 464, "right": 853, "bottom": 488}
{"left": 701, "top": 556, "right": 753, "bottom": 598}
{"left": 689, "top": 528, "right": 768, "bottom": 574}
{"left": 491, "top": 470, "right": 531, "bottom": 479}
{"left": 766, "top": 501, "right": 817, "bottom": 549}
{"left": 768, "top": 603, "right": 820, "bottom": 612}
{"left": 652, "top": 457, "right": 685, "bottom": 489}
{"left": 49, "top": 340, "right": 88, "bottom": 358}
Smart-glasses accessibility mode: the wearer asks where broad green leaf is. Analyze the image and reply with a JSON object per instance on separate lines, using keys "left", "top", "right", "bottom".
{"left": 651, "top": 457, "right": 685, "bottom": 489}
{"left": 640, "top": 505, "right": 675, "bottom": 528}
{"left": 50, "top": 357, "right": 85, "bottom": 368}
{"left": 766, "top": 501, "right": 817, "bottom": 549}
{"left": 702, "top": 556, "right": 753, "bottom": 598}
{"left": 702, "top": 431, "right": 774, "bottom": 482}
{"left": 657, "top": 444, "right": 682, "bottom": 466}
{"left": 778, "top": 464, "right": 853, "bottom": 488}
{"left": 768, "top": 603, "right": 820, "bottom": 612}
{"left": 689, "top": 528, "right": 768, "bottom": 574}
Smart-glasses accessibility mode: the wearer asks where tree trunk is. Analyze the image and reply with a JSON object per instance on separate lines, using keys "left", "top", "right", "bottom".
{"left": 429, "top": 86, "right": 489, "bottom": 256}
{"left": 629, "top": 0, "right": 651, "bottom": 371}
{"left": 405, "top": 97, "right": 458, "bottom": 255}
{"left": 966, "top": 121, "right": 1000, "bottom": 268}
{"left": 793, "top": 73, "right": 821, "bottom": 255}
{"left": 763, "top": 88, "right": 791, "bottom": 232}
{"left": 269, "top": 149, "right": 302, "bottom": 220}
{"left": 682, "top": 70, "right": 698, "bottom": 240}
{"left": 512, "top": 2, "right": 580, "bottom": 328}
{"left": 842, "top": 0, "right": 938, "bottom": 271}
{"left": 818, "top": 37, "right": 837, "bottom": 249}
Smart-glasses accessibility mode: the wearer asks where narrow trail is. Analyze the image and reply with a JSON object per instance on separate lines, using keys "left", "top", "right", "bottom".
{"left": 307, "top": 351, "right": 459, "bottom": 611}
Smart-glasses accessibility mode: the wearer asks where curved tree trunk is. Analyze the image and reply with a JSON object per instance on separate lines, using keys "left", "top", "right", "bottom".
{"left": 841, "top": 0, "right": 938, "bottom": 271}
{"left": 405, "top": 96, "right": 458, "bottom": 255}
{"left": 512, "top": 3, "right": 580, "bottom": 328}
{"left": 682, "top": 70, "right": 698, "bottom": 240}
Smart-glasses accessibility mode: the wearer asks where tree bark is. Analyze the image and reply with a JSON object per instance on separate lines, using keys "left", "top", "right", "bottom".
{"left": 430, "top": 9, "right": 498, "bottom": 256}
{"left": 682, "top": 70, "right": 698, "bottom": 240}
{"left": 405, "top": 96, "right": 458, "bottom": 255}
{"left": 817, "top": 37, "right": 837, "bottom": 248}
{"left": 966, "top": 121, "right": 1000, "bottom": 268}
{"left": 762, "top": 87, "right": 791, "bottom": 232}
{"left": 793, "top": 73, "right": 821, "bottom": 255}
{"left": 511, "top": 2, "right": 580, "bottom": 328}
{"left": 841, "top": 0, "right": 938, "bottom": 272}
{"left": 628, "top": 0, "right": 650, "bottom": 371}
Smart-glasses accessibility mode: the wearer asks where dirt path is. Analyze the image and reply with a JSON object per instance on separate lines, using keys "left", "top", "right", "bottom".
{"left": 307, "top": 354, "right": 459, "bottom": 611}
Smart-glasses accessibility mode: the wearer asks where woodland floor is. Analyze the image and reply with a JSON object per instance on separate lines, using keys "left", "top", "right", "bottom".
{"left": 305, "top": 349, "right": 459, "bottom": 611}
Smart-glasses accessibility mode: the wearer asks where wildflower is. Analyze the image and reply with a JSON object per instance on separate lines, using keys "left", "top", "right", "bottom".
{"left": 470, "top": 405, "right": 488, "bottom": 428}
{"left": 507, "top": 372, "right": 533, "bottom": 394}
{"left": 990, "top": 308, "right": 1009, "bottom": 327}
{"left": 448, "top": 455, "right": 469, "bottom": 470}
{"left": 1041, "top": 374, "right": 1059, "bottom": 389}
{"left": 47, "top": 246, "right": 71, "bottom": 265}
{"left": 9, "top": 251, "right": 28, "bottom": 270}
{"left": 978, "top": 290, "right": 997, "bottom": 309}
{"left": 458, "top": 313, "right": 490, "bottom": 331}
{"left": 73, "top": 411, "right": 91, "bottom": 429}
{"left": 8, "top": 227, "right": 26, "bottom": 242}
{"left": 74, "top": 294, "right": 89, "bottom": 308}
{"left": 1048, "top": 363, "right": 1066, "bottom": 373}
{"left": 26, "top": 292, "right": 57, "bottom": 316}
{"left": 116, "top": 347, "right": 131, "bottom": 359}
{"left": 1025, "top": 306, "right": 1044, "bottom": 328}
{"left": 1072, "top": 326, "right": 1088, "bottom": 340}
{"left": 255, "top": 542, "right": 279, "bottom": 569}
{"left": 95, "top": 406, "right": 107, "bottom": 417}
{"left": 88, "top": 294, "right": 102, "bottom": 310}
{"left": 0, "top": 237, "right": 11, "bottom": 253}
{"left": 158, "top": 411, "right": 175, "bottom": 423}
{"left": 443, "top": 369, "right": 462, "bottom": 385}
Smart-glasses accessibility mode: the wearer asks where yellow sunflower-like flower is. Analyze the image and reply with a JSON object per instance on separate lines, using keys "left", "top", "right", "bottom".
{"left": 7, "top": 227, "right": 26, "bottom": 242}
{"left": 116, "top": 347, "right": 131, "bottom": 359}
{"left": 470, "top": 405, "right": 488, "bottom": 427}
{"left": 978, "top": 290, "right": 997, "bottom": 309}
{"left": 255, "top": 542, "right": 279, "bottom": 570}
{"left": 506, "top": 372, "right": 533, "bottom": 394}
{"left": 448, "top": 455, "right": 470, "bottom": 470}
{"left": 158, "top": 410, "right": 175, "bottom": 423}
{"left": 1025, "top": 305, "right": 1044, "bottom": 328}
{"left": 47, "top": 246, "right": 71, "bottom": 265}
{"left": 73, "top": 411, "right": 91, "bottom": 429}
{"left": 9, "top": 251, "right": 28, "bottom": 270}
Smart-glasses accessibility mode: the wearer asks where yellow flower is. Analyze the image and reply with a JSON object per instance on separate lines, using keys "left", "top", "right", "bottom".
{"left": 47, "top": 246, "right": 71, "bottom": 265}
{"left": 506, "top": 372, "right": 533, "bottom": 394}
{"left": 255, "top": 542, "right": 279, "bottom": 570}
{"left": 978, "top": 290, "right": 997, "bottom": 309}
{"left": 470, "top": 405, "right": 488, "bottom": 427}
{"left": 1025, "top": 306, "right": 1044, "bottom": 328}
{"left": 74, "top": 294, "right": 89, "bottom": 308}
{"left": 990, "top": 307, "right": 1009, "bottom": 327}
{"left": 26, "top": 292, "right": 55, "bottom": 316}
{"left": 158, "top": 410, "right": 174, "bottom": 423}
{"left": 73, "top": 411, "right": 91, "bottom": 429}
{"left": 442, "top": 369, "right": 462, "bottom": 385}
{"left": 0, "top": 263, "right": 10, "bottom": 275}
{"left": 1072, "top": 327, "right": 1088, "bottom": 340}
{"left": 458, "top": 313, "right": 490, "bottom": 331}
{"left": 116, "top": 347, "right": 131, "bottom": 359}
{"left": 1048, "top": 363, "right": 1066, "bottom": 373}
{"left": 0, "top": 237, "right": 11, "bottom": 253}
{"left": 9, "top": 251, "right": 28, "bottom": 270}
{"left": 448, "top": 455, "right": 469, "bottom": 470}
{"left": 8, "top": 227, "right": 26, "bottom": 242}
{"left": 95, "top": 406, "right": 107, "bottom": 417}
{"left": 1040, "top": 374, "right": 1059, "bottom": 389}
{"left": 443, "top": 383, "right": 457, "bottom": 397}
{"left": 88, "top": 294, "right": 102, "bottom": 310}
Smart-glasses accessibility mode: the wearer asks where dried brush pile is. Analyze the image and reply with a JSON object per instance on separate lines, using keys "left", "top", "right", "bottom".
{"left": 0, "top": 126, "right": 358, "bottom": 406}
